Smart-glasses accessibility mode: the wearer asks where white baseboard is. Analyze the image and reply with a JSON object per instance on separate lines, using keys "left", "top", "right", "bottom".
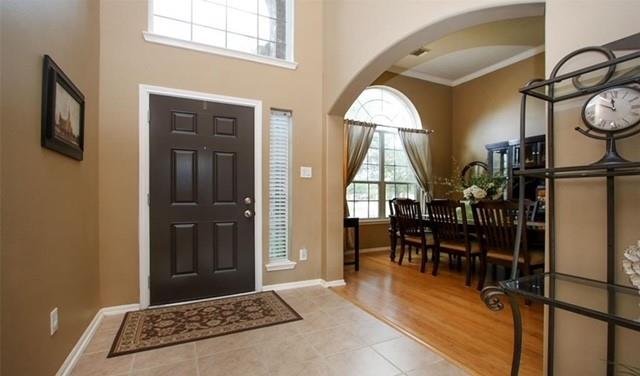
{"left": 263, "top": 278, "right": 347, "bottom": 290}
{"left": 263, "top": 279, "right": 323, "bottom": 291}
{"left": 321, "top": 279, "right": 346, "bottom": 288}
{"left": 56, "top": 304, "right": 140, "bottom": 376}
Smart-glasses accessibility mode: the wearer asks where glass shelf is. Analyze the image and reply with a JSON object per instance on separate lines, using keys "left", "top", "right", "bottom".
{"left": 500, "top": 272, "right": 640, "bottom": 331}
{"left": 513, "top": 161, "right": 640, "bottom": 179}
{"left": 520, "top": 50, "right": 640, "bottom": 103}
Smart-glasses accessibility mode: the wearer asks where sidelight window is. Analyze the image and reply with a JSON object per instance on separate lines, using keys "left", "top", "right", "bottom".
{"left": 148, "top": 0, "right": 294, "bottom": 66}
{"left": 267, "top": 109, "right": 295, "bottom": 270}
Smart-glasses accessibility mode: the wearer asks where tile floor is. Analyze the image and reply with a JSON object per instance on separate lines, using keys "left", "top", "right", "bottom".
{"left": 71, "top": 286, "right": 469, "bottom": 376}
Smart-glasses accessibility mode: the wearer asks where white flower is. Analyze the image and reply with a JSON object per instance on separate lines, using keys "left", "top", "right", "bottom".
{"left": 471, "top": 186, "right": 487, "bottom": 200}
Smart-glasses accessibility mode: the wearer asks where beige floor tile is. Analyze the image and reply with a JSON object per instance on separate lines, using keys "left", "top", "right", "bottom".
{"left": 71, "top": 351, "right": 133, "bottom": 376}
{"left": 198, "top": 346, "right": 269, "bottom": 376}
{"left": 324, "top": 305, "right": 378, "bottom": 325}
{"left": 404, "top": 361, "right": 469, "bottom": 376}
{"left": 268, "top": 358, "right": 331, "bottom": 376}
{"left": 307, "top": 326, "right": 366, "bottom": 357}
{"left": 372, "top": 337, "right": 443, "bottom": 372}
{"left": 325, "top": 347, "right": 402, "bottom": 376}
{"left": 296, "top": 286, "right": 333, "bottom": 298}
{"left": 195, "top": 328, "right": 266, "bottom": 357}
{"left": 259, "top": 333, "right": 319, "bottom": 368}
{"left": 84, "top": 329, "right": 117, "bottom": 354}
{"left": 130, "top": 359, "right": 197, "bottom": 376}
{"left": 275, "top": 288, "right": 303, "bottom": 300}
{"left": 347, "top": 320, "right": 402, "bottom": 345}
{"left": 100, "top": 314, "right": 125, "bottom": 331}
{"left": 293, "top": 310, "right": 339, "bottom": 334}
{"left": 284, "top": 296, "right": 324, "bottom": 314}
{"left": 132, "top": 342, "right": 195, "bottom": 370}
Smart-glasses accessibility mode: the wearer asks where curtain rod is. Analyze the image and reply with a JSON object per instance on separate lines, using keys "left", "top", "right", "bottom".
{"left": 344, "top": 118, "right": 434, "bottom": 134}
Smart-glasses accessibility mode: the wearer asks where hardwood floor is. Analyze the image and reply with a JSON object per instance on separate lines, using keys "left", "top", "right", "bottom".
{"left": 333, "top": 251, "right": 543, "bottom": 376}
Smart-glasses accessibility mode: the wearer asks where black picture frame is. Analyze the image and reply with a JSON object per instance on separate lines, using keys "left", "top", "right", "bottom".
{"left": 41, "top": 55, "right": 85, "bottom": 160}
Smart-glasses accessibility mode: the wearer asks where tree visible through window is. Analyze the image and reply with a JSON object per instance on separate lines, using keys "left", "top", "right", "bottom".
{"left": 345, "top": 86, "right": 422, "bottom": 219}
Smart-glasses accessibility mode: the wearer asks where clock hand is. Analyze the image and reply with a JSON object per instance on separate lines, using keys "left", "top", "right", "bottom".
{"left": 610, "top": 98, "right": 616, "bottom": 111}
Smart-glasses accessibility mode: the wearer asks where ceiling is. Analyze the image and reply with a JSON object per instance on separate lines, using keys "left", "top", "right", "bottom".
{"left": 389, "top": 16, "right": 545, "bottom": 86}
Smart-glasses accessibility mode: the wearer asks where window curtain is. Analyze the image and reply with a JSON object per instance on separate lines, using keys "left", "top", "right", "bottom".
{"left": 344, "top": 120, "right": 377, "bottom": 217}
{"left": 398, "top": 128, "right": 433, "bottom": 205}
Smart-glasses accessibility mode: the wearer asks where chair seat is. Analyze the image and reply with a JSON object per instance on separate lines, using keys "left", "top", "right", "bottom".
{"left": 403, "top": 234, "right": 434, "bottom": 245}
{"left": 439, "top": 240, "right": 481, "bottom": 254}
{"left": 487, "top": 248, "right": 545, "bottom": 265}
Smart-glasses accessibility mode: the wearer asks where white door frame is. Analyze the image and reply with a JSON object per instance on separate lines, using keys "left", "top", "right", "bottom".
{"left": 138, "top": 84, "right": 263, "bottom": 309}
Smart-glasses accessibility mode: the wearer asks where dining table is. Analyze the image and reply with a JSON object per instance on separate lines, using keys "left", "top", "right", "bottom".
{"left": 387, "top": 215, "right": 545, "bottom": 262}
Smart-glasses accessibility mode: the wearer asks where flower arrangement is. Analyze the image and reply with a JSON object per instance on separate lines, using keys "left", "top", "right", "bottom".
{"left": 435, "top": 161, "right": 507, "bottom": 203}
{"left": 462, "top": 175, "right": 507, "bottom": 202}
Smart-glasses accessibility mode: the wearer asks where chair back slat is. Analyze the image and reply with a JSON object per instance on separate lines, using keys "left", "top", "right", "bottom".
{"left": 393, "top": 199, "right": 423, "bottom": 237}
{"left": 471, "top": 200, "right": 529, "bottom": 259}
{"left": 426, "top": 199, "right": 467, "bottom": 242}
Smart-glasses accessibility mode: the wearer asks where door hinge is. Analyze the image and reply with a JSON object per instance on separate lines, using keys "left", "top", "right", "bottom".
{"left": 147, "top": 110, "right": 150, "bottom": 124}
{"left": 148, "top": 275, "right": 151, "bottom": 288}
{"left": 147, "top": 193, "right": 150, "bottom": 206}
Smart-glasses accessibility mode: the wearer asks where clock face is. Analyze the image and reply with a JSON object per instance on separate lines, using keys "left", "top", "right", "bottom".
{"left": 582, "top": 86, "right": 640, "bottom": 132}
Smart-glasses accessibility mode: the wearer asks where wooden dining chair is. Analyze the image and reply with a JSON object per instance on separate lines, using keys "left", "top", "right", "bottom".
{"left": 426, "top": 199, "right": 481, "bottom": 285}
{"left": 393, "top": 199, "right": 433, "bottom": 271}
{"left": 388, "top": 199, "right": 398, "bottom": 261}
{"left": 472, "top": 200, "right": 544, "bottom": 290}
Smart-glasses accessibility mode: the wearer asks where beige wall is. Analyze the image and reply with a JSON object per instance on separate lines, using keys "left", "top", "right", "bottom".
{"left": 0, "top": 0, "right": 101, "bottom": 375}
{"left": 452, "top": 53, "right": 545, "bottom": 167}
{"left": 98, "top": 0, "right": 324, "bottom": 305}
{"left": 545, "top": 1, "right": 640, "bottom": 374}
{"left": 373, "top": 72, "right": 453, "bottom": 192}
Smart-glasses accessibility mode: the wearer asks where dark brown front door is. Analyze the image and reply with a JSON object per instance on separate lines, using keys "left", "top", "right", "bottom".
{"left": 149, "top": 94, "right": 255, "bottom": 306}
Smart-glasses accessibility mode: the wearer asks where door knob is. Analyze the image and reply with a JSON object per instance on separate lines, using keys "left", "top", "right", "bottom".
{"left": 244, "top": 210, "right": 253, "bottom": 218}
{"left": 244, "top": 197, "right": 253, "bottom": 205}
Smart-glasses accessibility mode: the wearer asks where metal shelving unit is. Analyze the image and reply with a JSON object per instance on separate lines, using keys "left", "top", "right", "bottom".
{"left": 481, "top": 46, "right": 640, "bottom": 376}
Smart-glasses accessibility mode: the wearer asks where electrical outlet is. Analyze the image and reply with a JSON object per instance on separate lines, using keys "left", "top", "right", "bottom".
{"left": 300, "top": 166, "right": 312, "bottom": 178}
{"left": 50, "top": 308, "right": 59, "bottom": 336}
{"left": 299, "top": 248, "right": 308, "bottom": 261}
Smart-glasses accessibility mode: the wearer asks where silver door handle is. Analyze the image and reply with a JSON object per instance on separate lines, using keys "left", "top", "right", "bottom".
{"left": 244, "top": 210, "right": 253, "bottom": 219}
{"left": 244, "top": 197, "right": 253, "bottom": 205}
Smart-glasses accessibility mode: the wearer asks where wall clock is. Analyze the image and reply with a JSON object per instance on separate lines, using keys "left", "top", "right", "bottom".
{"left": 576, "top": 85, "right": 640, "bottom": 164}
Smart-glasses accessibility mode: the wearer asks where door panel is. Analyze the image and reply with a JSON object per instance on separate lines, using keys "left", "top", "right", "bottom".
{"left": 149, "top": 94, "right": 255, "bottom": 305}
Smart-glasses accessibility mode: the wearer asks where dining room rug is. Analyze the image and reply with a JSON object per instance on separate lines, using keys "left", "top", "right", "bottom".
{"left": 108, "top": 291, "right": 302, "bottom": 357}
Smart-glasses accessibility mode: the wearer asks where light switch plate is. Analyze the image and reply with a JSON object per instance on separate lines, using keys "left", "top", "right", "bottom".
{"left": 300, "top": 166, "right": 312, "bottom": 178}
{"left": 299, "top": 248, "right": 308, "bottom": 261}
{"left": 50, "top": 308, "right": 59, "bottom": 336}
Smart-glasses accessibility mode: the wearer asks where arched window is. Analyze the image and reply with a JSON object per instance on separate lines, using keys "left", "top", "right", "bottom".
{"left": 345, "top": 86, "right": 422, "bottom": 219}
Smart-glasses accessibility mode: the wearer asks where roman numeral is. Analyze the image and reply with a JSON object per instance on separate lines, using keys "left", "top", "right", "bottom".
{"left": 629, "top": 96, "right": 639, "bottom": 103}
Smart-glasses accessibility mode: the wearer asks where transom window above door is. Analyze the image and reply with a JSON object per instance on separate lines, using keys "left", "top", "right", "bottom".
{"left": 345, "top": 86, "right": 422, "bottom": 219}
{"left": 148, "top": 0, "right": 294, "bottom": 68}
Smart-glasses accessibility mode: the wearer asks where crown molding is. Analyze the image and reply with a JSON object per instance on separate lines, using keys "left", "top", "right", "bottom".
{"left": 388, "top": 66, "right": 453, "bottom": 86}
{"left": 390, "top": 44, "right": 545, "bottom": 87}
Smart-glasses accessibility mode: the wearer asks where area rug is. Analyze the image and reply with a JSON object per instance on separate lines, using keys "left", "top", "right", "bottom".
{"left": 108, "top": 291, "right": 302, "bottom": 357}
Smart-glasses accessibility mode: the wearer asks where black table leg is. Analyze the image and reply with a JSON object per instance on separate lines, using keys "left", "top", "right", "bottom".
{"left": 354, "top": 222, "right": 360, "bottom": 271}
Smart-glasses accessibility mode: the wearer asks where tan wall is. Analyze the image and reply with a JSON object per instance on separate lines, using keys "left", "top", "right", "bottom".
{"left": 98, "top": 0, "right": 324, "bottom": 305}
{"left": 373, "top": 72, "right": 453, "bottom": 194}
{"left": 452, "top": 53, "right": 546, "bottom": 167}
{"left": 545, "top": 1, "right": 640, "bottom": 374}
{"left": 0, "top": 0, "right": 101, "bottom": 375}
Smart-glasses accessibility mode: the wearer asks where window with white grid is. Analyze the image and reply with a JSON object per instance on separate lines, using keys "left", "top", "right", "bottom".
{"left": 268, "top": 110, "right": 292, "bottom": 262}
{"left": 345, "top": 86, "right": 422, "bottom": 219}
{"left": 150, "top": 0, "right": 293, "bottom": 61}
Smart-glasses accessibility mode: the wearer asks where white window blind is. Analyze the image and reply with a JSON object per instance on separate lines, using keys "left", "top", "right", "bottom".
{"left": 268, "top": 110, "right": 291, "bottom": 261}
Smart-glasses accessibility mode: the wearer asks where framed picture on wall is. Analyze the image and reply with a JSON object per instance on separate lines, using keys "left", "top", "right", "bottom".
{"left": 41, "top": 55, "right": 85, "bottom": 160}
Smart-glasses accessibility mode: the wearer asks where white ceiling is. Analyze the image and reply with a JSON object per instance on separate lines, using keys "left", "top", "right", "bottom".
{"left": 390, "top": 16, "right": 545, "bottom": 86}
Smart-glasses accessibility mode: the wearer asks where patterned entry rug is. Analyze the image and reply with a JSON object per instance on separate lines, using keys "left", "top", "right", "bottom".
{"left": 108, "top": 291, "right": 302, "bottom": 357}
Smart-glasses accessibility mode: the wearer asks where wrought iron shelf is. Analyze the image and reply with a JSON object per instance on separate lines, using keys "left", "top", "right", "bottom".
{"left": 513, "top": 162, "right": 640, "bottom": 179}
{"left": 520, "top": 49, "right": 640, "bottom": 103}
{"left": 497, "top": 272, "right": 640, "bottom": 332}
